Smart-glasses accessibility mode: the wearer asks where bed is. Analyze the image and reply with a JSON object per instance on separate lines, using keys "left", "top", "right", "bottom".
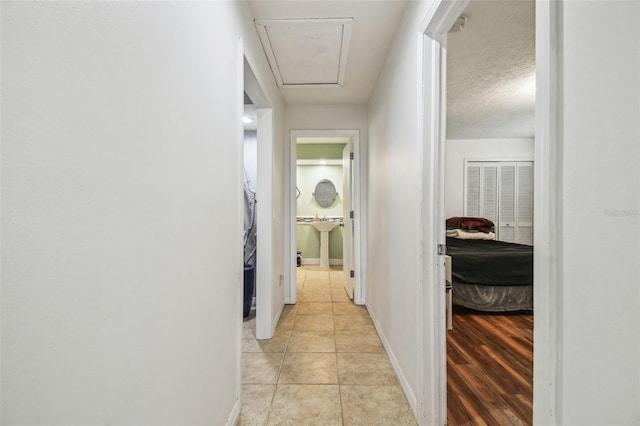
{"left": 446, "top": 234, "right": 533, "bottom": 312}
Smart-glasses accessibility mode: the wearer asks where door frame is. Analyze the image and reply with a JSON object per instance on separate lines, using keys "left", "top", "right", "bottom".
{"left": 417, "top": 0, "right": 562, "bottom": 424}
{"left": 243, "top": 57, "right": 275, "bottom": 340}
{"left": 287, "top": 129, "right": 364, "bottom": 305}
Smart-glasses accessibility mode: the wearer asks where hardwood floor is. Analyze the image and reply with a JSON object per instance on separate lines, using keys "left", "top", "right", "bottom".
{"left": 447, "top": 306, "right": 533, "bottom": 426}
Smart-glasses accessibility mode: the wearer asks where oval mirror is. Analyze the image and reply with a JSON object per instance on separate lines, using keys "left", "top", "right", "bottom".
{"left": 313, "top": 179, "right": 338, "bottom": 208}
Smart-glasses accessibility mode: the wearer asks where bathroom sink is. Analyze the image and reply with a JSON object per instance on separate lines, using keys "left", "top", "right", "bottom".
{"left": 311, "top": 221, "right": 341, "bottom": 232}
{"left": 309, "top": 221, "right": 341, "bottom": 268}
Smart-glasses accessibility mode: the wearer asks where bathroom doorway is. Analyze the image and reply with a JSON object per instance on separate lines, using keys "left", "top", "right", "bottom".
{"left": 288, "top": 130, "right": 363, "bottom": 306}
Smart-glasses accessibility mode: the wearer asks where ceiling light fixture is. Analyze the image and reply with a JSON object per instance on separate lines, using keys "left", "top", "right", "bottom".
{"left": 242, "top": 116, "right": 253, "bottom": 124}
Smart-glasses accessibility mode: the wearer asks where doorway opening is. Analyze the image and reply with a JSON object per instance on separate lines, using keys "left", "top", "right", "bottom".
{"left": 442, "top": 1, "right": 535, "bottom": 424}
{"left": 243, "top": 57, "right": 275, "bottom": 340}
{"left": 288, "top": 130, "right": 363, "bottom": 306}
{"left": 418, "top": 0, "right": 560, "bottom": 425}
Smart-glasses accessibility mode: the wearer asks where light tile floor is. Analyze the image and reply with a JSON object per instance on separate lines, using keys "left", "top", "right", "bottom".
{"left": 240, "top": 266, "right": 416, "bottom": 426}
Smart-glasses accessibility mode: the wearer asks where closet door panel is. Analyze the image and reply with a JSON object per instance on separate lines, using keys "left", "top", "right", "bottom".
{"left": 516, "top": 162, "right": 534, "bottom": 245}
{"left": 498, "top": 163, "right": 517, "bottom": 243}
{"left": 481, "top": 163, "right": 499, "bottom": 224}
{"left": 463, "top": 160, "right": 534, "bottom": 245}
{"left": 465, "top": 163, "right": 482, "bottom": 217}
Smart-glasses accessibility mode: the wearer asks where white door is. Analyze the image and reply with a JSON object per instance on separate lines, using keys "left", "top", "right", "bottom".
{"left": 342, "top": 143, "right": 354, "bottom": 298}
{"left": 498, "top": 163, "right": 517, "bottom": 242}
{"left": 516, "top": 162, "right": 534, "bottom": 245}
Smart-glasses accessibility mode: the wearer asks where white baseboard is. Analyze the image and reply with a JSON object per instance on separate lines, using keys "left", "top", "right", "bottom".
{"left": 225, "top": 396, "right": 241, "bottom": 426}
{"left": 272, "top": 302, "right": 284, "bottom": 334}
{"left": 366, "top": 305, "right": 418, "bottom": 418}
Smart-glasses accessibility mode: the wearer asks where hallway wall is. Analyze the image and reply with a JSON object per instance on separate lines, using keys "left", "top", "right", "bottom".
{"left": 366, "top": 0, "right": 435, "bottom": 415}
{"left": 368, "top": 1, "right": 640, "bottom": 425}
{"left": 1, "top": 2, "right": 284, "bottom": 425}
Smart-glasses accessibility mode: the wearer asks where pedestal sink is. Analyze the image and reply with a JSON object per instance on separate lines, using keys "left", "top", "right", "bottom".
{"left": 311, "top": 221, "right": 341, "bottom": 268}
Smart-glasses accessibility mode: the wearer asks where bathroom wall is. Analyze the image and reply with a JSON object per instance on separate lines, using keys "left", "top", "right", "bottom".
{"left": 296, "top": 164, "right": 344, "bottom": 217}
{"left": 296, "top": 163, "right": 344, "bottom": 262}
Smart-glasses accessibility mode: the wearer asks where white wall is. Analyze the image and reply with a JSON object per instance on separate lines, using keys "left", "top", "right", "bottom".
{"left": 285, "top": 104, "right": 368, "bottom": 135}
{"left": 366, "top": 0, "right": 435, "bottom": 415}
{"left": 1, "top": 2, "right": 284, "bottom": 424}
{"left": 445, "top": 138, "right": 534, "bottom": 218}
{"left": 557, "top": 1, "right": 639, "bottom": 424}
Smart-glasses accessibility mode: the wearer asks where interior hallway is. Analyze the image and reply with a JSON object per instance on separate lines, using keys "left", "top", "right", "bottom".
{"left": 240, "top": 265, "right": 416, "bottom": 425}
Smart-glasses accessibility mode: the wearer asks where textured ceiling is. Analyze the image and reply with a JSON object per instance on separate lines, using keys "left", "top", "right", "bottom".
{"left": 248, "top": 0, "right": 408, "bottom": 105}
{"left": 446, "top": 0, "right": 535, "bottom": 139}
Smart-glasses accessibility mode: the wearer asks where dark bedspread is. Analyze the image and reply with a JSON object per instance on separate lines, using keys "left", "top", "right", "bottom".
{"left": 446, "top": 237, "right": 533, "bottom": 286}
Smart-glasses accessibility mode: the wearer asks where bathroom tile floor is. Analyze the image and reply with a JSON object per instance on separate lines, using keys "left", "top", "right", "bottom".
{"left": 240, "top": 265, "right": 417, "bottom": 426}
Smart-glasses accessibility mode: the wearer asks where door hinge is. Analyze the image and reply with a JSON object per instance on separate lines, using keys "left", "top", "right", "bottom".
{"left": 438, "top": 244, "right": 446, "bottom": 255}
{"left": 350, "top": 152, "right": 354, "bottom": 160}
{"left": 350, "top": 270, "right": 355, "bottom": 278}
{"left": 350, "top": 210, "right": 354, "bottom": 219}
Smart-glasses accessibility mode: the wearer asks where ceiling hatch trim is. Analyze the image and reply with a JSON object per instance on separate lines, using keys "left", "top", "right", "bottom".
{"left": 254, "top": 18, "right": 353, "bottom": 88}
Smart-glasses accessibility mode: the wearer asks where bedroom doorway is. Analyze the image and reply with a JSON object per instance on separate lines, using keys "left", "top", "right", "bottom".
{"left": 417, "top": 0, "right": 560, "bottom": 424}
{"left": 444, "top": 1, "right": 535, "bottom": 424}
{"left": 444, "top": 2, "right": 536, "bottom": 422}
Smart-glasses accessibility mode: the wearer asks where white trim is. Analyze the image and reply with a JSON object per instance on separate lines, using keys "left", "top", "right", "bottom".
{"left": 225, "top": 397, "right": 241, "bottom": 426}
{"left": 533, "top": 0, "right": 562, "bottom": 423}
{"left": 463, "top": 157, "right": 535, "bottom": 163}
{"left": 235, "top": 37, "right": 245, "bottom": 426}
{"left": 271, "top": 302, "right": 284, "bottom": 337}
{"left": 417, "top": 1, "right": 469, "bottom": 421}
{"left": 289, "top": 138, "right": 298, "bottom": 305}
{"left": 287, "top": 129, "right": 364, "bottom": 305}
{"left": 368, "top": 306, "right": 418, "bottom": 418}
{"left": 244, "top": 57, "right": 275, "bottom": 340}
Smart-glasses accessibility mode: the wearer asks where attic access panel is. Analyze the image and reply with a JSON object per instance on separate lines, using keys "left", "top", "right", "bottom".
{"left": 254, "top": 18, "right": 353, "bottom": 88}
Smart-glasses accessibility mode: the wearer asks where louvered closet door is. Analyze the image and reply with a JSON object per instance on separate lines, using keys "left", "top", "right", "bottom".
{"left": 516, "top": 162, "right": 534, "bottom": 245}
{"left": 481, "top": 163, "right": 499, "bottom": 225}
{"left": 465, "top": 163, "right": 481, "bottom": 217}
{"left": 464, "top": 160, "right": 534, "bottom": 244}
{"left": 498, "top": 163, "right": 517, "bottom": 242}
